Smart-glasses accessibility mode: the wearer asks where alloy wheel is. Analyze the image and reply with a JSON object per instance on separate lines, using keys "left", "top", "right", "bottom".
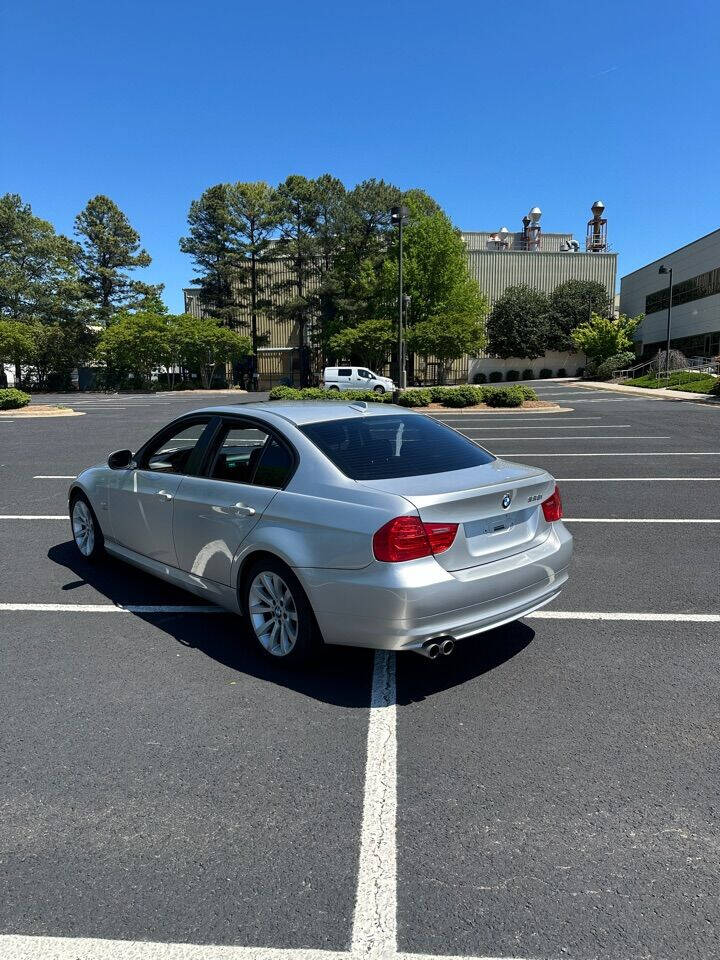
{"left": 248, "top": 571, "right": 299, "bottom": 657}
{"left": 72, "top": 499, "right": 95, "bottom": 557}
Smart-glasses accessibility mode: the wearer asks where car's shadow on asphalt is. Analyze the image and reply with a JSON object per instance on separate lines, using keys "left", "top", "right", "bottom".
{"left": 48, "top": 539, "right": 534, "bottom": 708}
{"left": 396, "top": 622, "right": 535, "bottom": 704}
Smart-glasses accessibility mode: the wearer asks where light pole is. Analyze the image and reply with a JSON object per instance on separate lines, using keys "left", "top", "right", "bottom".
{"left": 390, "top": 205, "right": 409, "bottom": 389}
{"left": 658, "top": 264, "right": 673, "bottom": 386}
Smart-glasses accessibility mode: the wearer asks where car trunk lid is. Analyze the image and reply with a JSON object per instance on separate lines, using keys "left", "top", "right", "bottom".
{"left": 359, "top": 459, "right": 556, "bottom": 571}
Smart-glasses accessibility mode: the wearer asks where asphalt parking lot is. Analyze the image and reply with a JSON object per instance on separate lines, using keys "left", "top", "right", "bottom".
{"left": 1, "top": 384, "right": 719, "bottom": 960}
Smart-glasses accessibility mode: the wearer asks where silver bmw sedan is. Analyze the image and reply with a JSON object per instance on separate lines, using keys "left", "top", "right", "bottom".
{"left": 69, "top": 401, "right": 572, "bottom": 662}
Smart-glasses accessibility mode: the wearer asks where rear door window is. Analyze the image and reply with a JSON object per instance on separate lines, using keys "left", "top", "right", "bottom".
{"left": 338, "top": 368, "right": 352, "bottom": 377}
{"left": 301, "top": 415, "right": 495, "bottom": 480}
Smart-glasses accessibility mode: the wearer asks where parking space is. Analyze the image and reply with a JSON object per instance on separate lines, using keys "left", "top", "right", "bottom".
{"left": 1, "top": 383, "right": 719, "bottom": 959}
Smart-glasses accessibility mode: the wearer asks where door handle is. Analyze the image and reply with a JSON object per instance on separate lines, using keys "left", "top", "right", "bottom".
{"left": 234, "top": 503, "right": 256, "bottom": 516}
{"left": 157, "top": 490, "right": 174, "bottom": 501}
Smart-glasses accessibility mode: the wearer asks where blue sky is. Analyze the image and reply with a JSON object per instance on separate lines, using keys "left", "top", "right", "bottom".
{"left": 2, "top": 0, "right": 718, "bottom": 312}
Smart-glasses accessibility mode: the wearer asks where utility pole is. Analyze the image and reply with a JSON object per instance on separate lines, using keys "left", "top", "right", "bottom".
{"left": 390, "top": 205, "right": 409, "bottom": 389}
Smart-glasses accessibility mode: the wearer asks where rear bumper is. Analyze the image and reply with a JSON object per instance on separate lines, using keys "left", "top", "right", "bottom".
{"left": 298, "top": 523, "right": 573, "bottom": 651}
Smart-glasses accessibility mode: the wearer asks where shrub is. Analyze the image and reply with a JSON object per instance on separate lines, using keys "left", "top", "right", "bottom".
{"left": 269, "top": 385, "right": 302, "bottom": 400}
{"left": 582, "top": 360, "right": 597, "bottom": 380}
{"left": 429, "top": 386, "right": 452, "bottom": 403}
{"left": 539, "top": 368, "right": 552, "bottom": 379}
{"left": 482, "top": 386, "right": 524, "bottom": 408}
{"left": 440, "top": 386, "right": 483, "bottom": 407}
{"left": 576, "top": 367, "right": 585, "bottom": 377}
{"left": 522, "top": 368, "right": 534, "bottom": 380}
{"left": 518, "top": 385, "right": 537, "bottom": 401}
{"left": 709, "top": 379, "right": 720, "bottom": 398}
{"left": 268, "top": 386, "right": 392, "bottom": 403}
{"left": 397, "top": 388, "right": 432, "bottom": 407}
{"left": 505, "top": 369, "right": 519, "bottom": 381}
{"left": 0, "top": 388, "right": 31, "bottom": 410}
{"left": 595, "top": 350, "right": 636, "bottom": 381}
{"left": 557, "top": 368, "right": 567, "bottom": 378}
{"left": 471, "top": 372, "right": 487, "bottom": 384}
{"left": 489, "top": 371, "right": 503, "bottom": 382}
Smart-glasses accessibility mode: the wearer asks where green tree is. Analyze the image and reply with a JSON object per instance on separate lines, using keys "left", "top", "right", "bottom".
{"left": 0, "top": 319, "right": 35, "bottom": 378}
{"left": 327, "top": 316, "right": 395, "bottom": 371}
{"left": 274, "top": 175, "right": 321, "bottom": 383}
{"left": 547, "top": 279, "right": 610, "bottom": 351}
{"left": 74, "top": 195, "right": 153, "bottom": 325}
{"left": 180, "top": 184, "right": 241, "bottom": 328}
{"left": 571, "top": 311, "right": 642, "bottom": 363}
{"left": 486, "top": 285, "right": 551, "bottom": 359}
{"left": 406, "top": 279, "right": 487, "bottom": 383}
{"left": 226, "top": 181, "right": 278, "bottom": 358}
{"left": 167, "top": 313, "right": 252, "bottom": 388}
{"left": 0, "top": 193, "right": 86, "bottom": 385}
{"left": 96, "top": 310, "right": 170, "bottom": 385}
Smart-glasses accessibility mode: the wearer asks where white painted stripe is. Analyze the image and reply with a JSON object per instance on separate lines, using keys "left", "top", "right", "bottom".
{"left": 564, "top": 518, "right": 720, "bottom": 523}
{"left": 529, "top": 611, "right": 720, "bottom": 623}
{"left": 352, "top": 650, "right": 397, "bottom": 959}
{"left": 507, "top": 452, "right": 720, "bottom": 457}
{"left": 459, "top": 425, "right": 632, "bottom": 431}
{"left": 0, "top": 515, "right": 67, "bottom": 520}
{"left": 0, "top": 935, "right": 346, "bottom": 960}
{"left": 34, "top": 475, "right": 76, "bottom": 479}
{"left": 435, "top": 416, "right": 603, "bottom": 421}
{"left": 486, "top": 435, "right": 671, "bottom": 440}
{"left": 556, "top": 477, "right": 720, "bottom": 481}
{"left": 0, "top": 603, "right": 222, "bottom": 613}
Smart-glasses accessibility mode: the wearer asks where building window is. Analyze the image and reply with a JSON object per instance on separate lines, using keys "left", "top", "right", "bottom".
{"left": 645, "top": 266, "right": 720, "bottom": 315}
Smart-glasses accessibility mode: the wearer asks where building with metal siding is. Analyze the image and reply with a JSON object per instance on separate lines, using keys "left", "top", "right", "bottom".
{"left": 620, "top": 228, "right": 720, "bottom": 359}
{"left": 182, "top": 208, "right": 618, "bottom": 386}
{"left": 465, "top": 248, "right": 617, "bottom": 308}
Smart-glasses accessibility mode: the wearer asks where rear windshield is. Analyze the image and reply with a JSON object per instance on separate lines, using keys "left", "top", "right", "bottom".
{"left": 300, "top": 414, "right": 495, "bottom": 480}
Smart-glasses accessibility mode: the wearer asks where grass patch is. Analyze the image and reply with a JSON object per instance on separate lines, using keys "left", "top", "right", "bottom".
{"left": 623, "top": 371, "right": 719, "bottom": 394}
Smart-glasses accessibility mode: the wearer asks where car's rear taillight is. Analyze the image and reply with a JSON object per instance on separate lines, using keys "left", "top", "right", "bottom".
{"left": 373, "top": 516, "right": 458, "bottom": 563}
{"left": 541, "top": 487, "right": 563, "bottom": 522}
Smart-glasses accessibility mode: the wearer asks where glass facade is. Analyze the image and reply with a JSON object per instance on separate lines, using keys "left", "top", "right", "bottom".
{"left": 646, "top": 266, "right": 720, "bottom": 315}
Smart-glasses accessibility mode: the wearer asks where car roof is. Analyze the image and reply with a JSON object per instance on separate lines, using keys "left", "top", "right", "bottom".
{"left": 193, "top": 401, "right": 416, "bottom": 427}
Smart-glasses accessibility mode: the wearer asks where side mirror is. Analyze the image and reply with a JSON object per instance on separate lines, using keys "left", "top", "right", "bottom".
{"left": 108, "top": 449, "right": 133, "bottom": 470}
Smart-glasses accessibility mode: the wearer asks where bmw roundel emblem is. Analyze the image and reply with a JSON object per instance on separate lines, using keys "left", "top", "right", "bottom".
{"left": 501, "top": 493, "right": 512, "bottom": 510}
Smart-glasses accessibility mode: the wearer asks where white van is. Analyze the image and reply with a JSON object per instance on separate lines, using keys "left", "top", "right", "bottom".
{"left": 323, "top": 366, "right": 395, "bottom": 394}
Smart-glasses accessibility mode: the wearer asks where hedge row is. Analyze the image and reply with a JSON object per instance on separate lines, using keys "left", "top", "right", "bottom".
{"left": 472, "top": 368, "right": 571, "bottom": 383}
{"left": 268, "top": 384, "right": 537, "bottom": 409}
{"left": 0, "top": 388, "right": 31, "bottom": 410}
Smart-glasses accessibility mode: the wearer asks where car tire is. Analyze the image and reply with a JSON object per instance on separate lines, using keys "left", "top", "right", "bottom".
{"left": 242, "top": 557, "right": 319, "bottom": 664}
{"left": 328, "top": 385, "right": 340, "bottom": 391}
{"left": 373, "top": 385, "right": 386, "bottom": 394}
{"left": 70, "top": 492, "right": 105, "bottom": 561}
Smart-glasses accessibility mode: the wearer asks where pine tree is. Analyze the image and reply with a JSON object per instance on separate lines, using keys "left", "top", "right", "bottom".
{"left": 74, "top": 195, "right": 152, "bottom": 325}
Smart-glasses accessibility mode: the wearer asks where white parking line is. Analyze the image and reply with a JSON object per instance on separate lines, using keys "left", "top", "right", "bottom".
{"left": 34, "top": 475, "right": 76, "bottom": 479}
{"left": 0, "top": 936, "right": 347, "bottom": 960}
{"left": 0, "top": 603, "right": 221, "bottom": 613}
{"left": 510, "top": 452, "right": 720, "bottom": 457}
{"left": 556, "top": 477, "right": 720, "bottom": 481}
{"left": 473, "top": 435, "right": 667, "bottom": 440}
{"left": 352, "top": 650, "right": 397, "bottom": 957}
{"left": 0, "top": 515, "right": 67, "bottom": 520}
{"left": 460, "top": 425, "right": 632, "bottom": 431}
{"left": 563, "top": 518, "right": 720, "bottom": 523}
{"left": 529, "top": 611, "right": 720, "bottom": 623}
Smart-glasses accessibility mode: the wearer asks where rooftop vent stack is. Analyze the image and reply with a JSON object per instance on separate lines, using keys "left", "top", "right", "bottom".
{"left": 522, "top": 215, "right": 530, "bottom": 249}
{"left": 586, "top": 200, "right": 608, "bottom": 252}
{"left": 527, "top": 207, "right": 542, "bottom": 251}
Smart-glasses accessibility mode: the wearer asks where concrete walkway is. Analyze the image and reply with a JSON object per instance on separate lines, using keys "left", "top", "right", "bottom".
{"left": 578, "top": 379, "right": 720, "bottom": 405}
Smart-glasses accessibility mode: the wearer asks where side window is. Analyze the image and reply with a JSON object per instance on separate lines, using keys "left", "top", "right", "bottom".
{"left": 338, "top": 368, "right": 352, "bottom": 377}
{"left": 254, "top": 439, "right": 294, "bottom": 489}
{"left": 210, "top": 425, "right": 270, "bottom": 484}
{"left": 145, "top": 422, "right": 210, "bottom": 474}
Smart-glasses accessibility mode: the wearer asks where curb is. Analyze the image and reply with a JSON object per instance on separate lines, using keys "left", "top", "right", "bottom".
{"left": 578, "top": 381, "right": 720, "bottom": 405}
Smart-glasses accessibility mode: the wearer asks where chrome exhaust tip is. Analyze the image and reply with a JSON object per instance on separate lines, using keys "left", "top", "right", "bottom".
{"left": 419, "top": 640, "right": 441, "bottom": 660}
{"left": 440, "top": 638, "right": 455, "bottom": 656}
